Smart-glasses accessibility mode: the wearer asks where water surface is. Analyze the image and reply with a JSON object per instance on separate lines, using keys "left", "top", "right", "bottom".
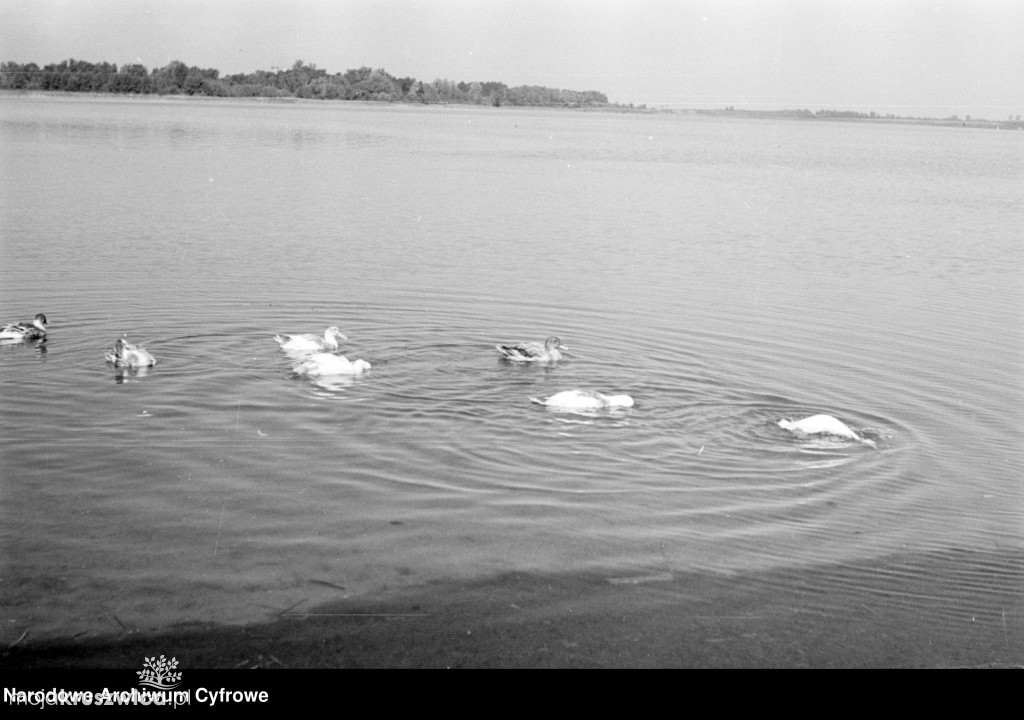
{"left": 1, "top": 95, "right": 1021, "bottom": 664}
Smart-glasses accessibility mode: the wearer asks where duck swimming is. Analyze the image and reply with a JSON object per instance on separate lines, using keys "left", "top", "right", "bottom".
{"left": 530, "top": 389, "right": 634, "bottom": 409}
{"left": 293, "top": 352, "right": 371, "bottom": 377}
{"left": 274, "top": 326, "right": 347, "bottom": 353}
{"left": 496, "top": 336, "right": 567, "bottom": 362}
{"left": 1, "top": 313, "right": 48, "bottom": 341}
{"left": 105, "top": 337, "right": 157, "bottom": 368}
{"left": 778, "top": 414, "right": 877, "bottom": 449}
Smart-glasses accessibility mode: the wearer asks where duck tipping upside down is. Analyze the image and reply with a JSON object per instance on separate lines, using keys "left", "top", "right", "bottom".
{"left": 496, "top": 336, "right": 567, "bottom": 362}
{"left": 778, "top": 414, "right": 877, "bottom": 449}
{"left": 293, "top": 352, "right": 371, "bottom": 377}
{"left": 105, "top": 337, "right": 157, "bottom": 368}
{"left": 530, "top": 389, "right": 634, "bottom": 410}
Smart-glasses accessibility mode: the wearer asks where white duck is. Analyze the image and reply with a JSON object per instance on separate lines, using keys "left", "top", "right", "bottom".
{"left": 1, "top": 313, "right": 48, "bottom": 341}
{"left": 105, "top": 337, "right": 157, "bottom": 368}
{"left": 496, "top": 336, "right": 567, "bottom": 362}
{"left": 274, "top": 326, "right": 347, "bottom": 353}
{"left": 778, "top": 414, "right": 877, "bottom": 448}
{"left": 531, "top": 389, "right": 634, "bottom": 410}
{"left": 293, "top": 352, "right": 371, "bottom": 377}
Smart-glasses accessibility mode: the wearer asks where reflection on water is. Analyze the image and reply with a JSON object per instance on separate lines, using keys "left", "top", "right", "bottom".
{"left": 0, "top": 338, "right": 48, "bottom": 354}
{"left": 110, "top": 364, "right": 155, "bottom": 384}
{"left": 0, "top": 96, "right": 1021, "bottom": 664}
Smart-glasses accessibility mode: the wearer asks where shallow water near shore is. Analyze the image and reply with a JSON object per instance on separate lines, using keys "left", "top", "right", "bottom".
{"left": 1, "top": 95, "right": 1021, "bottom": 666}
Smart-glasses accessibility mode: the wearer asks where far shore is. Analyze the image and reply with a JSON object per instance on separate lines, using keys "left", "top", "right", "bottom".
{"left": 3, "top": 89, "right": 1020, "bottom": 131}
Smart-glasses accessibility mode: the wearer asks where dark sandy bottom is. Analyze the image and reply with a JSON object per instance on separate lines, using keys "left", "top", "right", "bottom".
{"left": 3, "top": 550, "right": 1022, "bottom": 669}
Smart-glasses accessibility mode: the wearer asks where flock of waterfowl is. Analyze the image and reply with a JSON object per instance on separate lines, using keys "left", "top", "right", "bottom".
{"left": 2, "top": 314, "right": 878, "bottom": 447}
{"left": 272, "top": 326, "right": 373, "bottom": 377}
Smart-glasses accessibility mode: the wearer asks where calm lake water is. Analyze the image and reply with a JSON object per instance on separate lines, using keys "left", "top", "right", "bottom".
{"left": 1, "top": 95, "right": 1022, "bottom": 665}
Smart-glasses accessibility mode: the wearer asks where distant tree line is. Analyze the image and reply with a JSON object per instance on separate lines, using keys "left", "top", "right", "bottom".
{"left": 709, "top": 107, "right": 900, "bottom": 120}
{"left": 0, "top": 58, "right": 610, "bottom": 107}
{"left": 704, "top": 105, "right": 1022, "bottom": 127}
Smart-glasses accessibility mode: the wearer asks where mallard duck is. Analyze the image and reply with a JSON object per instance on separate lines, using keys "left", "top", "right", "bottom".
{"left": 105, "top": 337, "right": 157, "bottom": 368}
{"left": 778, "top": 414, "right": 877, "bottom": 448}
{"left": 293, "top": 352, "right": 371, "bottom": 377}
{"left": 0, "top": 313, "right": 48, "bottom": 341}
{"left": 530, "top": 389, "right": 634, "bottom": 409}
{"left": 496, "top": 336, "right": 567, "bottom": 362}
{"left": 274, "top": 326, "right": 347, "bottom": 353}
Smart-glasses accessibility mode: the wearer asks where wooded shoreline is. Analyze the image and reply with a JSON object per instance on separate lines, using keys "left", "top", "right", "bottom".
{"left": 3, "top": 58, "right": 1020, "bottom": 128}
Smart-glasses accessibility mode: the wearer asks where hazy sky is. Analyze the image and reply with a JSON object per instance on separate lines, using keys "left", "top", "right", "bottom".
{"left": 2, "top": 0, "right": 1021, "bottom": 119}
